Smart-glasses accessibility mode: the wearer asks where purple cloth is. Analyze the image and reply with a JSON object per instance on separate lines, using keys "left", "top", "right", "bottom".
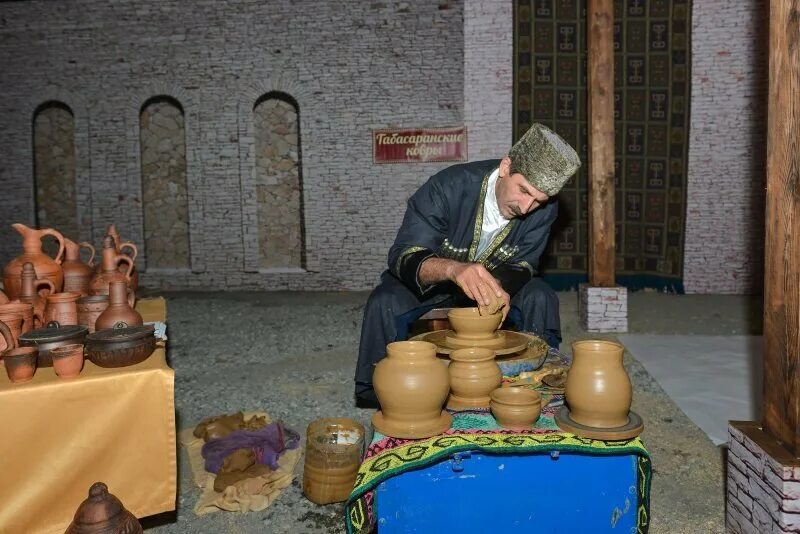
{"left": 201, "top": 421, "right": 300, "bottom": 474}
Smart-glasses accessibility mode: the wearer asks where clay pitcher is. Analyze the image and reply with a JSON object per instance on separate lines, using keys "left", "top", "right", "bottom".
{"left": 44, "top": 292, "right": 80, "bottom": 326}
{"left": 17, "top": 262, "right": 56, "bottom": 328}
{"left": 2, "top": 223, "right": 65, "bottom": 299}
{"left": 62, "top": 238, "right": 96, "bottom": 296}
{"left": 94, "top": 281, "right": 142, "bottom": 331}
{"left": 90, "top": 236, "right": 134, "bottom": 299}
{"left": 372, "top": 340, "right": 451, "bottom": 439}
{"left": 0, "top": 312, "right": 23, "bottom": 352}
{"left": 106, "top": 224, "right": 139, "bottom": 292}
{"left": 447, "top": 347, "right": 502, "bottom": 409}
{"left": 65, "top": 482, "right": 143, "bottom": 534}
{"left": 565, "top": 340, "right": 632, "bottom": 428}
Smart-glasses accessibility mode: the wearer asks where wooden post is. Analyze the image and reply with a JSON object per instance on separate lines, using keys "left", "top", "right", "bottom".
{"left": 587, "top": 0, "right": 615, "bottom": 287}
{"left": 763, "top": 0, "right": 800, "bottom": 456}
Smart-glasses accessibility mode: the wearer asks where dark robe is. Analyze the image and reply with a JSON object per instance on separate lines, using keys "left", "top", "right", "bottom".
{"left": 355, "top": 159, "right": 561, "bottom": 405}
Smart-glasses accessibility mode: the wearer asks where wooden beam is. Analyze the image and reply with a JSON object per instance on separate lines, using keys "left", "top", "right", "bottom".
{"left": 587, "top": 0, "right": 615, "bottom": 287}
{"left": 763, "top": 0, "right": 800, "bottom": 457}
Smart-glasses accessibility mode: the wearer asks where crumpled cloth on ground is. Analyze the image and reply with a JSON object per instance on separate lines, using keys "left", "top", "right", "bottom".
{"left": 202, "top": 421, "right": 300, "bottom": 474}
{"left": 178, "top": 412, "right": 302, "bottom": 516}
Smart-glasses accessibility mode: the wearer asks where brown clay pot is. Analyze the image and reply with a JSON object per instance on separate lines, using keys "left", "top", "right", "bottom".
{"left": 51, "top": 343, "right": 84, "bottom": 378}
{"left": 0, "top": 301, "right": 35, "bottom": 334}
{"left": 18, "top": 321, "right": 88, "bottom": 367}
{"left": 44, "top": 292, "right": 80, "bottom": 326}
{"left": 372, "top": 340, "right": 451, "bottom": 439}
{"left": 94, "top": 281, "right": 142, "bottom": 332}
{"left": 65, "top": 482, "right": 143, "bottom": 534}
{"left": 565, "top": 340, "right": 632, "bottom": 428}
{"left": 4, "top": 347, "right": 38, "bottom": 383}
{"left": 77, "top": 295, "right": 109, "bottom": 334}
{"left": 0, "top": 311, "right": 23, "bottom": 352}
{"left": 17, "top": 262, "right": 56, "bottom": 328}
{"left": 62, "top": 238, "right": 96, "bottom": 296}
{"left": 447, "top": 307, "right": 503, "bottom": 340}
{"left": 490, "top": 387, "right": 542, "bottom": 428}
{"left": 0, "top": 289, "right": 8, "bottom": 304}
{"left": 447, "top": 347, "right": 502, "bottom": 409}
{"left": 89, "top": 236, "right": 134, "bottom": 298}
{"left": 2, "top": 223, "right": 65, "bottom": 299}
{"left": 303, "top": 418, "right": 365, "bottom": 505}
{"left": 106, "top": 224, "right": 139, "bottom": 293}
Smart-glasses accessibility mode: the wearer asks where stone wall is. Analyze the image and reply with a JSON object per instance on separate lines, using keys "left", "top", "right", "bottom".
{"left": 254, "top": 95, "right": 303, "bottom": 269}
{"left": 140, "top": 98, "right": 190, "bottom": 269}
{"left": 33, "top": 103, "right": 78, "bottom": 247}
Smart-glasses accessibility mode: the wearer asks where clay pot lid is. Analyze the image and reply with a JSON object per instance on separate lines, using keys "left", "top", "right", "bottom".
{"left": 19, "top": 321, "right": 88, "bottom": 343}
{"left": 87, "top": 323, "right": 154, "bottom": 343}
{"left": 67, "top": 482, "right": 142, "bottom": 532}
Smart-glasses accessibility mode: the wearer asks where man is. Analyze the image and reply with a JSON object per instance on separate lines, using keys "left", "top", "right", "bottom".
{"left": 355, "top": 123, "right": 580, "bottom": 407}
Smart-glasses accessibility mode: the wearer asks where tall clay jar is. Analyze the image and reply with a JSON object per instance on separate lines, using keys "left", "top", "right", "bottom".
{"left": 303, "top": 418, "right": 365, "bottom": 505}
{"left": 372, "top": 340, "right": 451, "bottom": 439}
{"left": 448, "top": 347, "right": 502, "bottom": 409}
{"left": 565, "top": 340, "right": 632, "bottom": 428}
{"left": 44, "top": 292, "right": 81, "bottom": 326}
{"left": 94, "top": 281, "right": 142, "bottom": 331}
{"left": 77, "top": 295, "right": 109, "bottom": 334}
{"left": 61, "top": 238, "right": 95, "bottom": 296}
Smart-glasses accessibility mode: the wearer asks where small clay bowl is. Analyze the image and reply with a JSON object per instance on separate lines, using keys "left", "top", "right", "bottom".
{"left": 490, "top": 387, "right": 542, "bottom": 429}
{"left": 447, "top": 307, "right": 503, "bottom": 340}
{"left": 51, "top": 343, "right": 85, "bottom": 379}
{"left": 4, "top": 347, "right": 38, "bottom": 383}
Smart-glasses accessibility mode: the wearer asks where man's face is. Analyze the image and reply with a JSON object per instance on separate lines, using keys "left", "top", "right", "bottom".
{"left": 495, "top": 157, "right": 549, "bottom": 219}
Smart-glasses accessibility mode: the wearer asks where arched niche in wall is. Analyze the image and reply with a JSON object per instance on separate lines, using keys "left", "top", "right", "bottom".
{"left": 32, "top": 101, "right": 78, "bottom": 253}
{"left": 253, "top": 92, "right": 305, "bottom": 269}
{"left": 139, "top": 96, "right": 190, "bottom": 269}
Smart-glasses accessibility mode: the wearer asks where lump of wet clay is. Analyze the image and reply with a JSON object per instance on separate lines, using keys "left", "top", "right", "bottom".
{"left": 479, "top": 294, "right": 505, "bottom": 316}
{"left": 193, "top": 412, "right": 268, "bottom": 442}
{"left": 213, "top": 448, "right": 272, "bottom": 492}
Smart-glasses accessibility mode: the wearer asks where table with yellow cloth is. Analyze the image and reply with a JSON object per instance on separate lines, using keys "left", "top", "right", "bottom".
{"left": 0, "top": 297, "right": 176, "bottom": 534}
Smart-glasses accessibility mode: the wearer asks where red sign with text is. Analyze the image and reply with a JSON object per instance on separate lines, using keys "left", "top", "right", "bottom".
{"left": 373, "top": 127, "right": 468, "bottom": 164}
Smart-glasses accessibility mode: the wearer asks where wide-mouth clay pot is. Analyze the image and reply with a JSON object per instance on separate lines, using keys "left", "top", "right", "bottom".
{"left": 4, "top": 347, "right": 38, "bottom": 383}
{"left": 565, "top": 339, "right": 631, "bottom": 429}
{"left": 448, "top": 347, "right": 502, "bottom": 409}
{"left": 490, "top": 387, "right": 542, "bottom": 429}
{"left": 51, "top": 343, "right": 85, "bottom": 379}
{"left": 447, "top": 308, "right": 502, "bottom": 340}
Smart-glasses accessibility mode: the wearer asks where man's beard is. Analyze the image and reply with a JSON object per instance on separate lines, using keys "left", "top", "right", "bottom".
{"left": 509, "top": 205, "right": 523, "bottom": 217}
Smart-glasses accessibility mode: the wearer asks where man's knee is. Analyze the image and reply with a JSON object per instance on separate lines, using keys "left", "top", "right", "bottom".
{"left": 513, "top": 277, "right": 558, "bottom": 305}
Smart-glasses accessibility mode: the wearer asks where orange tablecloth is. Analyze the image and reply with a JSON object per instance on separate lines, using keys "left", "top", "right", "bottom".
{"left": 0, "top": 297, "right": 176, "bottom": 533}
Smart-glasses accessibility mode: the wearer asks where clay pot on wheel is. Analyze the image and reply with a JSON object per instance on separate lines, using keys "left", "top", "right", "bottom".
{"left": 62, "top": 238, "right": 96, "bottom": 296}
{"left": 94, "top": 281, "right": 142, "bottom": 332}
{"left": 65, "top": 482, "right": 143, "bottom": 534}
{"left": 372, "top": 340, "right": 451, "bottom": 439}
{"left": 565, "top": 340, "right": 631, "bottom": 428}
{"left": 2, "top": 223, "right": 65, "bottom": 299}
{"left": 447, "top": 347, "right": 502, "bottom": 409}
{"left": 447, "top": 308, "right": 502, "bottom": 340}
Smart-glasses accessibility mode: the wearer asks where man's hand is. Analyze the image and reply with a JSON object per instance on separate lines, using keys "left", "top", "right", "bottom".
{"left": 449, "top": 262, "right": 510, "bottom": 320}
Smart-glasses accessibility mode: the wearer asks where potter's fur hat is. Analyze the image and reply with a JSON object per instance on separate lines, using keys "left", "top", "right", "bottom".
{"left": 508, "top": 123, "right": 581, "bottom": 197}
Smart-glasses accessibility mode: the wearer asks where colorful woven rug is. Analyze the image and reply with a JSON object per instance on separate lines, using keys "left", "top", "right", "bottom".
{"left": 344, "top": 399, "right": 651, "bottom": 534}
{"left": 514, "top": 0, "right": 692, "bottom": 292}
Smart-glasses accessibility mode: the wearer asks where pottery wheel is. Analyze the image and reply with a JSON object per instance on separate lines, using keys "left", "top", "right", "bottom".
{"left": 410, "top": 329, "right": 530, "bottom": 356}
{"left": 372, "top": 410, "right": 452, "bottom": 439}
{"left": 554, "top": 406, "right": 644, "bottom": 441}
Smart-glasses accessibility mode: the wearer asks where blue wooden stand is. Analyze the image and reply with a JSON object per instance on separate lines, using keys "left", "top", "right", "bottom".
{"left": 376, "top": 451, "right": 639, "bottom": 533}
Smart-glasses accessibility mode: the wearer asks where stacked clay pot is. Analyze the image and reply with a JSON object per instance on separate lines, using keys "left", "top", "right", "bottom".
{"left": 2, "top": 223, "right": 65, "bottom": 299}
{"left": 565, "top": 340, "right": 632, "bottom": 428}
{"left": 372, "top": 340, "right": 451, "bottom": 439}
{"left": 447, "top": 347, "right": 502, "bottom": 409}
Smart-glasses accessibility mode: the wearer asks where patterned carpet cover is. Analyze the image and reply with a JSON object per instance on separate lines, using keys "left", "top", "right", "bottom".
{"left": 345, "top": 401, "right": 652, "bottom": 534}
{"left": 514, "top": 0, "right": 692, "bottom": 292}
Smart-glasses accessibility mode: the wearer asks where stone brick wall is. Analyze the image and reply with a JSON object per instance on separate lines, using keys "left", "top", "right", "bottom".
{"left": 683, "top": 0, "right": 768, "bottom": 294}
{"left": 727, "top": 423, "right": 800, "bottom": 533}
{"left": 0, "top": 0, "right": 770, "bottom": 293}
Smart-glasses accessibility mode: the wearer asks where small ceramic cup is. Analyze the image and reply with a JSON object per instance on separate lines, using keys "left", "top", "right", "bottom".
{"left": 490, "top": 387, "right": 542, "bottom": 429}
{"left": 51, "top": 343, "right": 85, "bottom": 379}
{"left": 4, "top": 347, "right": 38, "bottom": 383}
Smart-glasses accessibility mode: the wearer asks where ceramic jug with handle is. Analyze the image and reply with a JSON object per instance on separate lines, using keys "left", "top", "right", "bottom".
{"left": 62, "top": 238, "right": 96, "bottom": 296}
{"left": 17, "top": 262, "right": 56, "bottom": 329}
{"left": 2, "top": 223, "right": 65, "bottom": 299}
{"left": 105, "top": 224, "right": 139, "bottom": 292}
{"left": 89, "top": 236, "right": 134, "bottom": 299}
